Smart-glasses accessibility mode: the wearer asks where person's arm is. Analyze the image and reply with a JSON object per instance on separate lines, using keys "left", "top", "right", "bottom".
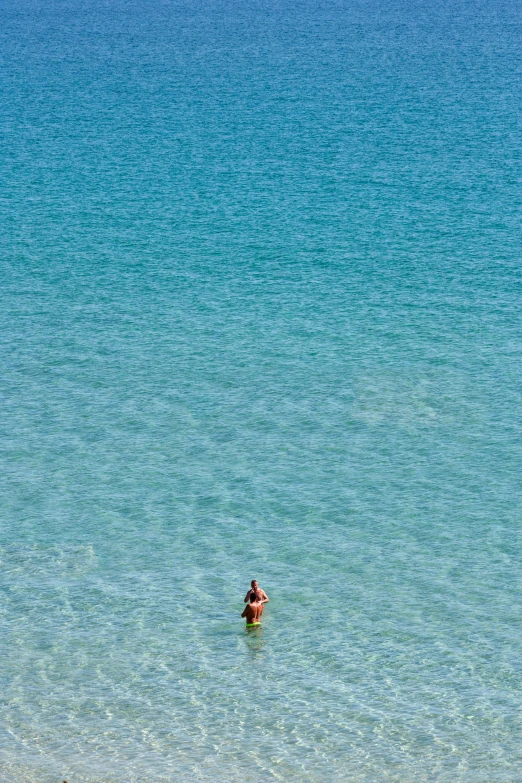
{"left": 261, "top": 590, "right": 269, "bottom": 604}
{"left": 244, "top": 591, "right": 251, "bottom": 603}
{"left": 241, "top": 606, "right": 248, "bottom": 618}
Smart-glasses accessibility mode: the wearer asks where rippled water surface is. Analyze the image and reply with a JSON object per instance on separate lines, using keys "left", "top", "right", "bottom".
{"left": 1, "top": 0, "right": 521, "bottom": 780}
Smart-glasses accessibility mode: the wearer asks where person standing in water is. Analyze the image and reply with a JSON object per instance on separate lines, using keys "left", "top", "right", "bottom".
{"left": 241, "top": 592, "right": 264, "bottom": 628}
{"left": 244, "top": 579, "right": 269, "bottom": 604}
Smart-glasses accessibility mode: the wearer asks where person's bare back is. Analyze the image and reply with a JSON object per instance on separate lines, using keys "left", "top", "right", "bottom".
{"left": 241, "top": 593, "right": 263, "bottom": 627}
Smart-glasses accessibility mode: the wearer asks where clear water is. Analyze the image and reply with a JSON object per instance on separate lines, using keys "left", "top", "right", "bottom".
{"left": 1, "top": 0, "right": 521, "bottom": 780}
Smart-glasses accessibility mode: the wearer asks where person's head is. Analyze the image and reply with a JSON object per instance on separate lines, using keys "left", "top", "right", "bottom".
{"left": 250, "top": 592, "right": 260, "bottom": 604}
{"left": 250, "top": 580, "right": 258, "bottom": 589}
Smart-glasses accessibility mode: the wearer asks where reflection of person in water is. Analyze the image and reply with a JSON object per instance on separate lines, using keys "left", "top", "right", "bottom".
{"left": 244, "top": 579, "right": 269, "bottom": 604}
{"left": 241, "top": 592, "right": 263, "bottom": 628}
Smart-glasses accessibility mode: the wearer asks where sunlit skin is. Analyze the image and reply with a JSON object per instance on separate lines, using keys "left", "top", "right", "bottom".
{"left": 244, "top": 579, "right": 269, "bottom": 604}
{"left": 241, "top": 593, "right": 264, "bottom": 626}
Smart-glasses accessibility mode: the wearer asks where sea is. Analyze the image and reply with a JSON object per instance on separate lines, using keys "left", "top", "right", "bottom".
{"left": 0, "top": 0, "right": 521, "bottom": 780}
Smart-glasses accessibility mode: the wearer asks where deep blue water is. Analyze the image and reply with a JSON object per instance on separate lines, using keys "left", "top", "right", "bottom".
{"left": 1, "top": 0, "right": 521, "bottom": 780}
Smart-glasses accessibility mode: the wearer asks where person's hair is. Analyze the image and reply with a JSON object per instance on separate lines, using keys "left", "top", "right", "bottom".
{"left": 251, "top": 580, "right": 258, "bottom": 586}
{"left": 250, "top": 591, "right": 261, "bottom": 603}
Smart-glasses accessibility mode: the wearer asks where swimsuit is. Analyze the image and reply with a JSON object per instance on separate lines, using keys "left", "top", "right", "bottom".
{"left": 246, "top": 622, "right": 261, "bottom": 628}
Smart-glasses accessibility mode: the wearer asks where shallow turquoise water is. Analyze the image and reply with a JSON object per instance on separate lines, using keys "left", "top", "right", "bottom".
{"left": 1, "top": 0, "right": 521, "bottom": 780}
